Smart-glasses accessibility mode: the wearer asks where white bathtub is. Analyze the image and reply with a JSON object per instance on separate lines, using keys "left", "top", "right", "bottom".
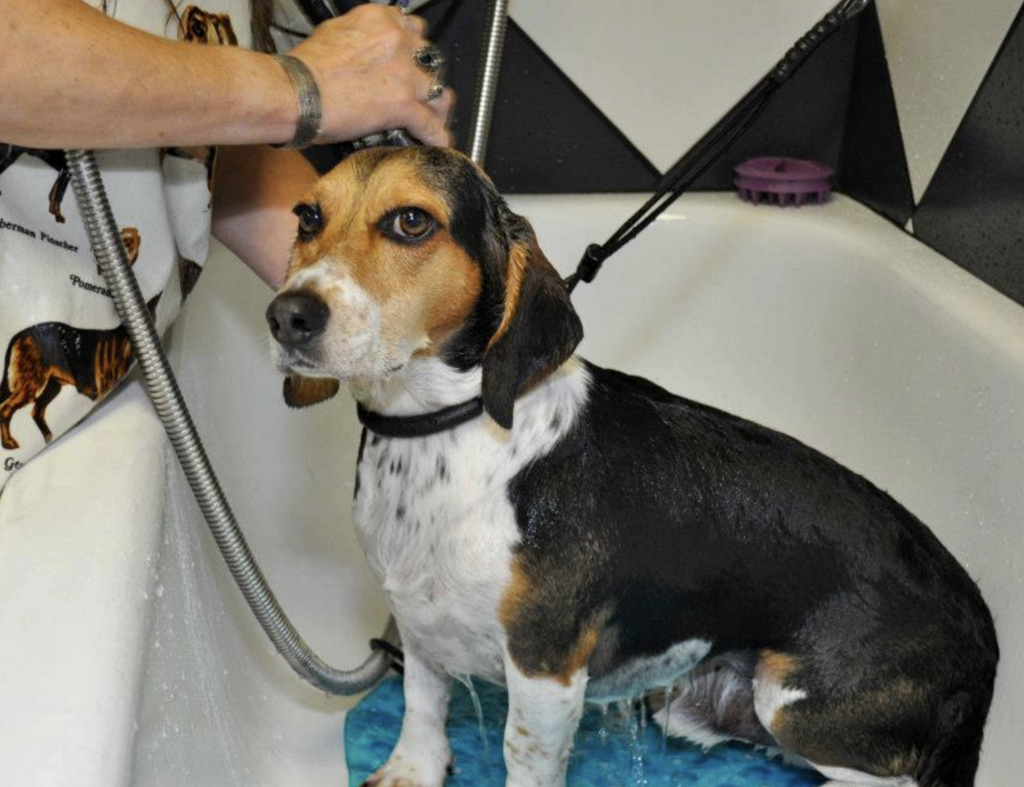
{"left": 0, "top": 193, "right": 1020, "bottom": 786}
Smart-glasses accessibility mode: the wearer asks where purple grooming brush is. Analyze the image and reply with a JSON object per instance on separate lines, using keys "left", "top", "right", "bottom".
{"left": 735, "top": 157, "right": 833, "bottom": 207}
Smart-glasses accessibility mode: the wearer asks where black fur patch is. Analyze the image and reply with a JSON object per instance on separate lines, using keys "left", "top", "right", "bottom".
{"left": 354, "top": 427, "right": 367, "bottom": 500}
{"left": 503, "top": 361, "right": 997, "bottom": 782}
{"left": 480, "top": 237, "right": 583, "bottom": 429}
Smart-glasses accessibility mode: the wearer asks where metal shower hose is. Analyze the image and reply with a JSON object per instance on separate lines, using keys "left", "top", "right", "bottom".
{"left": 65, "top": 148, "right": 393, "bottom": 695}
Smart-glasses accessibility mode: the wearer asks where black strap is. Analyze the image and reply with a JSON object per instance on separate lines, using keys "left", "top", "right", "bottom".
{"left": 369, "top": 638, "right": 405, "bottom": 676}
{"left": 357, "top": 397, "right": 485, "bottom": 439}
{"left": 565, "top": 0, "right": 871, "bottom": 294}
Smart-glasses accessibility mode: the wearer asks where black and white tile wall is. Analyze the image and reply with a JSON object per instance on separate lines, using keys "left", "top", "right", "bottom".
{"left": 291, "top": 0, "right": 1024, "bottom": 307}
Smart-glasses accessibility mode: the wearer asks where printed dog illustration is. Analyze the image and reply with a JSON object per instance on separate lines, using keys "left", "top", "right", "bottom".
{"left": 266, "top": 147, "right": 998, "bottom": 787}
{"left": 0, "top": 144, "right": 71, "bottom": 224}
{"left": 162, "top": 4, "right": 240, "bottom": 189}
{"left": 95, "top": 226, "right": 140, "bottom": 274}
{"left": 2, "top": 230, "right": 154, "bottom": 450}
{"left": 177, "top": 3, "right": 238, "bottom": 45}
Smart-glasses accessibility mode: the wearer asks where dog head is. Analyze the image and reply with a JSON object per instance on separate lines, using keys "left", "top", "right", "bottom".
{"left": 120, "top": 227, "right": 141, "bottom": 265}
{"left": 178, "top": 5, "right": 238, "bottom": 45}
{"left": 266, "top": 147, "right": 583, "bottom": 429}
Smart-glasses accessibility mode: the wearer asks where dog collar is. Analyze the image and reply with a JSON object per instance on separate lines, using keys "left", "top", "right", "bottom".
{"left": 356, "top": 398, "right": 485, "bottom": 438}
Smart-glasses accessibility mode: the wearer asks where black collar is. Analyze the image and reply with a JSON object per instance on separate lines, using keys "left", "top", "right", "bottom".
{"left": 356, "top": 397, "right": 484, "bottom": 439}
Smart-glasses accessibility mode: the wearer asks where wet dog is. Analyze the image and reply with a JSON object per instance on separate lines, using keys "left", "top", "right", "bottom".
{"left": 266, "top": 147, "right": 998, "bottom": 787}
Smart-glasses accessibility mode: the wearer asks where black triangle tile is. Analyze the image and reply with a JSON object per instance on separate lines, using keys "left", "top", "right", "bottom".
{"left": 836, "top": 4, "right": 914, "bottom": 227}
{"left": 419, "top": 0, "right": 660, "bottom": 192}
{"left": 913, "top": 5, "right": 1024, "bottom": 306}
{"left": 677, "top": 13, "right": 860, "bottom": 192}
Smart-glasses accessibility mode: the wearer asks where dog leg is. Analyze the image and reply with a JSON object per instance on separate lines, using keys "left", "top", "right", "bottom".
{"left": 653, "top": 651, "right": 776, "bottom": 749}
{"left": 364, "top": 647, "right": 452, "bottom": 787}
{"left": 1, "top": 387, "right": 34, "bottom": 450}
{"left": 0, "top": 418, "right": 16, "bottom": 451}
{"left": 31, "top": 377, "right": 62, "bottom": 444}
{"left": 753, "top": 651, "right": 927, "bottom": 787}
{"left": 49, "top": 167, "right": 70, "bottom": 224}
{"left": 503, "top": 656, "right": 587, "bottom": 787}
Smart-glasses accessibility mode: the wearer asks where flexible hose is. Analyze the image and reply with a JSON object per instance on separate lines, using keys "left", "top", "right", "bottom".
{"left": 468, "top": 0, "right": 509, "bottom": 165}
{"left": 65, "top": 148, "right": 392, "bottom": 695}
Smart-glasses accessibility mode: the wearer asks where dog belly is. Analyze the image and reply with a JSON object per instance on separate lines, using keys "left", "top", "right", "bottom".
{"left": 586, "top": 638, "right": 713, "bottom": 703}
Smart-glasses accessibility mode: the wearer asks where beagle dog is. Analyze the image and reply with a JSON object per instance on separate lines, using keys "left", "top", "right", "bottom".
{"left": 266, "top": 147, "right": 997, "bottom": 787}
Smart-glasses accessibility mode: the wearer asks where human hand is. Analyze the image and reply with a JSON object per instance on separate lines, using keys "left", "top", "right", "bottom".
{"left": 289, "top": 3, "right": 454, "bottom": 147}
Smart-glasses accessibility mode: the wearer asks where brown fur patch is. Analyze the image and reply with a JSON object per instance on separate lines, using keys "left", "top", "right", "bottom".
{"left": 283, "top": 375, "right": 341, "bottom": 408}
{"left": 559, "top": 625, "right": 599, "bottom": 686}
{"left": 486, "top": 240, "right": 529, "bottom": 350}
{"left": 499, "top": 561, "right": 598, "bottom": 686}
{"left": 499, "top": 561, "right": 532, "bottom": 631}
{"left": 757, "top": 650, "right": 799, "bottom": 686}
{"left": 755, "top": 650, "right": 801, "bottom": 736}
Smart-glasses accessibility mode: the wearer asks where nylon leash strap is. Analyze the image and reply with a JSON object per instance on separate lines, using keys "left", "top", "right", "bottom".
{"left": 564, "top": 0, "right": 874, "bottom": 294}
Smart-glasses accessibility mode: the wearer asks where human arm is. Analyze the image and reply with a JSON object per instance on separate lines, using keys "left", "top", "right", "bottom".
{"left": 0, "top": 0, "right": 452, "bottom": 149}
{"left": 211, "top": 144, "right": 315, "bottom": 289}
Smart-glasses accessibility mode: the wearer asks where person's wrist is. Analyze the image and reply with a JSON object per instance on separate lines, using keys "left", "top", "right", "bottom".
{"left": 270, "top": 54, "right": 323, "bottom": 150}
{"left": 239, "top": 50, "right": 304, "bottom": 147}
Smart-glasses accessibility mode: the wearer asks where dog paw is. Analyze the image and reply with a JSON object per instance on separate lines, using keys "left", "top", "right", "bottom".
{"left": 361, "top": 753, "right": 451, "bottom": 787}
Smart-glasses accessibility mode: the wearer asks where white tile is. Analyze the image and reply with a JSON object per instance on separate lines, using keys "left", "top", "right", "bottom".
{"left": 876, "top": 0, "right": 1023, "bottom": 203}
{"left": 509, "top": 0, "right": 841, "bottom": 173}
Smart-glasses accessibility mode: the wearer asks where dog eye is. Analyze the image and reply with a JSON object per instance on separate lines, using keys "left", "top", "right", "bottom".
{"left": 293, "top": 203, "right": 323, "bottom": 241}
{"left": 385, "top": 208, "right": 437, "bottom": 242}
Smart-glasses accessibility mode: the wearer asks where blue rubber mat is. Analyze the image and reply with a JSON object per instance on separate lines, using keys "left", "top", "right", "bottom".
{"left": 345, "top": 677, "right": 826, "bottom": 786}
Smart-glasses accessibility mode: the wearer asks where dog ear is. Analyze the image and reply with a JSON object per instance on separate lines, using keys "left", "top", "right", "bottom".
{"left": 213, "top": 14, "right": 238, "bottom": 46}
{"left": 481, "top": 221, "right": 583, "bottom": 430}
{"left": 283, "top": 375, "right": 340, "bottom": 408}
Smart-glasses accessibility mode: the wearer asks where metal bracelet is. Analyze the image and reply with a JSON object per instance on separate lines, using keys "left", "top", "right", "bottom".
{"left": 271, "top": 54, "right": 322, "bottom": 150}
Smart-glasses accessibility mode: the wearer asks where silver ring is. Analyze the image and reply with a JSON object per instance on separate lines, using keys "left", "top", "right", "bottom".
{"left": 426, "top": 81, "right": 445, "bottom": 102}
{"left": 397, "top": 0, "right": 410, "bottom": 15}
{"left": 413, "top": 45, "right": 445, "bottom": 75}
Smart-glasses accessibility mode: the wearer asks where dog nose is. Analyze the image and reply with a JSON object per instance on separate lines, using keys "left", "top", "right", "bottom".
{"left": 266, "top": 291, "right": 329, "bottom": 347}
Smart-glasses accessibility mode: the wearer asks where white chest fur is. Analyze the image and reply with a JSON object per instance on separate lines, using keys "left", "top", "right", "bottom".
{"left": 352, "top": 359, "right": 590, "bottom": 682}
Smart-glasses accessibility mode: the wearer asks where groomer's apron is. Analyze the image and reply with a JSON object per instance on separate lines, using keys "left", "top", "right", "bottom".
{"left": 0, "top": 0, "right": 252, "bottom": 492}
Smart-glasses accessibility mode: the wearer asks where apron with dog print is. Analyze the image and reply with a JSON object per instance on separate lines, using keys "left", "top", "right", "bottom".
{"left": 0, "top": 1, "right": 252, "bottom": 492}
